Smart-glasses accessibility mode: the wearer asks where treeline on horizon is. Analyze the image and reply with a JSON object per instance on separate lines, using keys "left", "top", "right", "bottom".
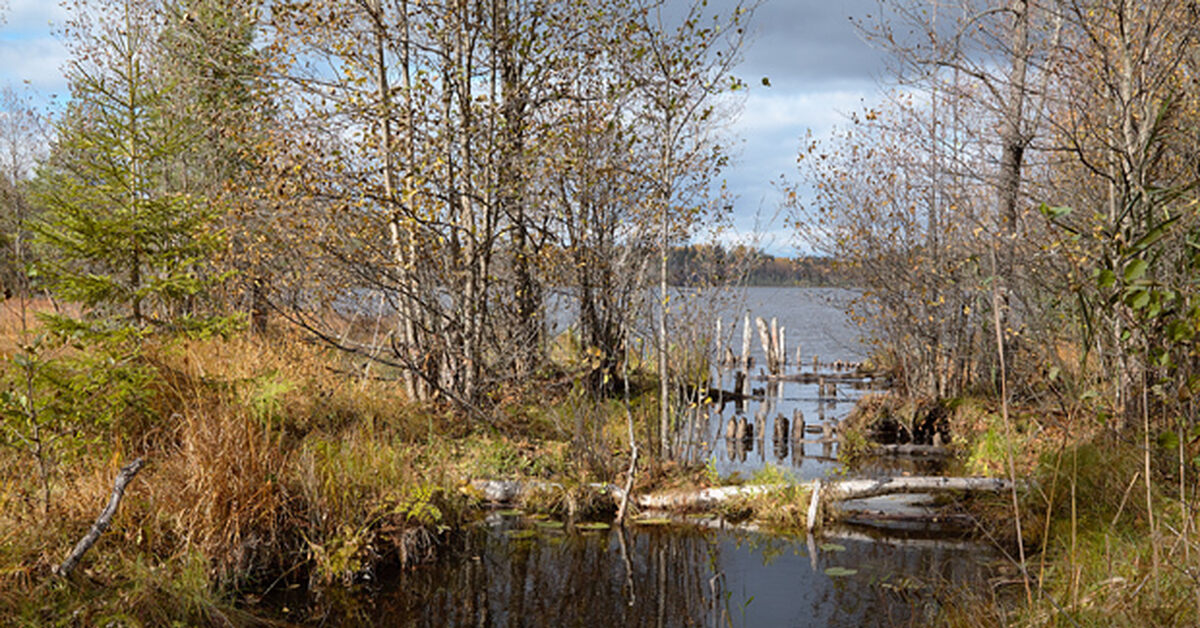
{"left": 667, "top": 244, "right": 847, "bottom": 287}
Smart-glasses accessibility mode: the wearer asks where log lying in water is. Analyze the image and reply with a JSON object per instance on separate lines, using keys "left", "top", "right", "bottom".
{"left": 823, "top": 476, "right": 1012, "bottom": 501}
{"left": 870, "top": 444, "right": 952, "bottom": 457}
{"left": 469, "top": 476, "right": 1012, "bottom": 522}
{"left": 468, "top": 479, "right": 626, "bottom": 503}
{"left": 635, "top": 484, "right": 782, "bottom": 511}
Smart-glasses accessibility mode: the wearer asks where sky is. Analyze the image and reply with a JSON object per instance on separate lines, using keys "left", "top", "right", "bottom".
{"left": 0, "top": 0, "right": 892, "bottom": 256}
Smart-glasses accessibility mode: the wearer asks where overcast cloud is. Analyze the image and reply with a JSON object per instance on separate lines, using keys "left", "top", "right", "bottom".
{"left": 0, "top": 0, "right": 891, "bottom": 255}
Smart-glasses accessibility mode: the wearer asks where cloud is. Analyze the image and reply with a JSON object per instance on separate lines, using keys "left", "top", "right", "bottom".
{"left": 2, "top": 0, "right": 68, "bottom": 34}
{"left": 0, "top": 35, "right": 67, "bottom": 94}
{"left": 0, "top": 1, "right": 68, "bottom": 97}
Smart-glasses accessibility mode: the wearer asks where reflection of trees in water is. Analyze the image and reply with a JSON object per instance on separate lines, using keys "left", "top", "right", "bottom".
{"left": 367, "top": 525, "right": 720, "bottom": 626}
{"left": 294, "top": 525, "right": 996, "bottom": 627}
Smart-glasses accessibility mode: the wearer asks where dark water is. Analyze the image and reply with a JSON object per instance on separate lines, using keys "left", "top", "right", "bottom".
{"left": 274, "top": 288, "right": 999, "bottom": 626}
{"left": 281, "top": 516, "right": 996, "bottom": 627}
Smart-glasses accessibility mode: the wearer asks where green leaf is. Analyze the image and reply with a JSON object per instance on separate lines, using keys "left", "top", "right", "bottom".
{"left": 818, "top": 543, "right": 846, "bottom": 552}
{"left": 1124, "top": 259, "right": 1149, "bottom": 283}
{"left": 1127, "top": 289, "right": 1151, "bottom": 310}
{"left": 824, "top": 567, "right": 858, "bottom": 577}
{"left": 1097, "top": 269, "right": 1116, "bottom": 289}
{"left": 1038, "top": 203, "right": 1073, "bottom": 219}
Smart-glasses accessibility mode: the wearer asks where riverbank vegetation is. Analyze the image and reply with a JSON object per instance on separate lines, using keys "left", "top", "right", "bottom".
{"left": 0, "top": 0, "right": 762, "bottom": 623}
{"left": 798, "top": 0, "right": 1200, "bottom": 623}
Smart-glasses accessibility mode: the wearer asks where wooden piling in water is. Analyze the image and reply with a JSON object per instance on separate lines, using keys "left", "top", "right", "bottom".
{"left": 741, "top": 313, "right": 752, "bottom": 369}
{"left": 755, "top": 316, "right": 771, "bottom": 373}
{"left": 779, "top": 327, "right": 787, "bottom": 368}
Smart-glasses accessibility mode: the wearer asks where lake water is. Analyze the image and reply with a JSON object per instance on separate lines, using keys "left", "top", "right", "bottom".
{"left": 271, "top": 288, "right": 1002, "bottom": 626}
{"left": 660, "top": 286, "right": 878, "bottom": 480}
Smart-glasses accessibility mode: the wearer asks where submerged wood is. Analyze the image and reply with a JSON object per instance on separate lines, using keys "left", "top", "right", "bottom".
{"left": 871, "top": 444, "right": 952, "bottom": 457}
{"left": 840, "top": 511, "right": 974, "bottom": 526}
{"left": 824, "top": 526, "right": 985, "bottom": 551}
{"left": 57, "top": 458, "right": 145, "bottom": 577}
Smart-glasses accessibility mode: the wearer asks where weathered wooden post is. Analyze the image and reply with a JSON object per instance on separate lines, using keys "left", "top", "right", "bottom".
{"left": 769, "top": 317, "right": 780, "bottom": 373}
{"left": 725, "top": 417, "right": 737, "bottom": 441}
{"left": 741, "top": 313, "right": 752, "bottom": 369}
{"left": 755, "top": 316, "right": 771, "bottom": 373}
{"left": 773, "top": 415, "right": 789, "bottom": 462}
{"left": 779, "top": 327, "right": 787, "bottom": 368}
{"left": 812, "top": 354, "right": 820, "bottom": 373}
{"left": 792, "top": 408, "right": 805, "bottom": 441}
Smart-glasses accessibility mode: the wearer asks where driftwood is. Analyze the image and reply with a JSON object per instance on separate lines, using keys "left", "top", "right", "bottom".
{"left": 56, "top": 458, "right": 145, "bottom": 577}
{"left": 469, "top": 479, "right": 627, "bottom": 503}
{"left": 823, "top": 476, "right": 1012, "bottom": 501}
{"left": 469, "top": 475, "right": 1013, "bottom": 531}
{"left": 636, "top": 484, "right": 780, "bottom": 511}
{"left": 871, "top": 444, "right": 952, "bottom": 457}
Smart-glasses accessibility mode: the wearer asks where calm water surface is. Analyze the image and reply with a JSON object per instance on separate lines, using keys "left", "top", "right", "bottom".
{"left": 277, "top": 288, "right": 1000, "bottom": 626}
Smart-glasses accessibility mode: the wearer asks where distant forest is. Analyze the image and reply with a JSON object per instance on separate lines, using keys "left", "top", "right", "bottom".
{"left": 667, "top": 244, "right": 846, "bottom": 287}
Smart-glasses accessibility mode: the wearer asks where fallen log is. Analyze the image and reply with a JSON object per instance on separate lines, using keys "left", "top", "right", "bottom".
{"left": 56, "top": 458, "right": 145, "bottom": 577}
{"left": 468, "top": 479, "right": 626, "bottom": 503}
{"left": 635, "top": 484, "right": 783, "bottom": 511}
{"left": 824, "top": 476, "right": 1012, "bottom": 501}
{"left": 468, "top": 476, "right": 1013, "bottom": 523}
{"left": 870, "top": 444, "right": 952, "bottom": 457}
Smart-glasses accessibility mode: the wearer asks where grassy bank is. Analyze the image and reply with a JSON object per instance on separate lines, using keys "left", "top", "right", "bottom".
{"left": 0, "top": 300, "right": 660, "bottom": 625}
{"left": 842, "top": 392, "right": 1200, "bottom": 626}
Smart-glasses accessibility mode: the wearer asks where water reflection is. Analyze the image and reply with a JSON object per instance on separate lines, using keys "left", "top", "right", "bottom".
{"left": 279, "top": 518, "right": 997, "bottom": 627}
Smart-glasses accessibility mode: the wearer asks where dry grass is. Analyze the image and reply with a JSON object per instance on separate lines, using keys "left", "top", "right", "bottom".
{"left": 0, "top": 316, "right": 481, "bottom": 622}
